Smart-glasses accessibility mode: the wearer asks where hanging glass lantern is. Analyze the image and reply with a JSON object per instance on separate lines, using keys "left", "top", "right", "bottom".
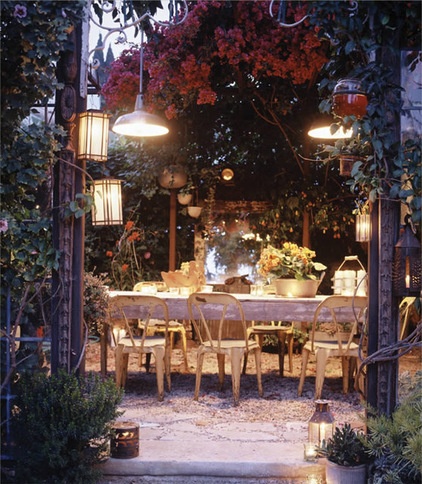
{"left": 92, "top": 179, "right": 123, "bottom": 226}
{"left": 308, "top": 399, "right": 335, "bottom": 448}
{"left": 332, "top": 79, "right": 368, "bottom": 118}
{"left": 355, "top": 214, "right": 371, "bottom": 242}
{"left": 393, "top": 223, "right": 421, "bottom": 297}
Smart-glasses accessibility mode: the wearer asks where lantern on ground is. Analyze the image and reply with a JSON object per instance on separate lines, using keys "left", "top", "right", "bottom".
{"left": 110, "top": 421, "right": 139, "bottom": 459}
{"left": 308, "top": 399, "right": 335, "bottom": 448}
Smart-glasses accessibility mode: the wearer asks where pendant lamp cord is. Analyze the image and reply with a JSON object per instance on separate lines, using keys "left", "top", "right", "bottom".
{"left": 139, "top": 28, "right": 144, "bottom": 95}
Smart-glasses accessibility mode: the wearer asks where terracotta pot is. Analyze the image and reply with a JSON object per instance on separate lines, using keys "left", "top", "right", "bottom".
{"left": 158, "top": 165, "right": 187, "bottom": 189}
{"left": 177, "top": 192, "right": 193, "bottom": 205}
{"left": 187, "top": 206, "right": 202, "bottom": 218}
{"left": 326, "top": 460, "right": 366, "bottom": 484}
{"left": 274, "top": 278, "right": 320, "bottom": 298}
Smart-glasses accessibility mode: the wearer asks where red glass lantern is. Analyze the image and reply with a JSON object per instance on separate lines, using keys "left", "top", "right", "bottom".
{"left": 332, "top": 79, "right": 368, "bottom": 118}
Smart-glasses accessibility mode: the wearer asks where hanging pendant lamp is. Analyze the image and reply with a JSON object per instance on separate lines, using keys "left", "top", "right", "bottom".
{"left": 308, "top": 115, "right": 353, "bottom": 139}
{"left": 112, "top": 30, "right": 168, "bottom": 137}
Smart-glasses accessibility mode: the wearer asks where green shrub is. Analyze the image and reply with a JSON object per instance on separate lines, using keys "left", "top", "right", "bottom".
{"left": 366, "top": 371, "right": 422, "bottom": 483}
{"left": 84, "top": 271, "right": 110, "bottom": 337}
{"left": 12, "top": 370, "right": 123, "bottom": 483}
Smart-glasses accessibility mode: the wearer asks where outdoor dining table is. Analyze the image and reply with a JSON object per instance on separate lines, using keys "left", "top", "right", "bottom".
{"left": 101, "top": 291, "right": 356, "bottom": 376}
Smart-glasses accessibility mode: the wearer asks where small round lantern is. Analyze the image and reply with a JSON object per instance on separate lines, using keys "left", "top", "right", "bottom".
{"left": 332, "top": 79, "right": 368, "bottom": 118}
{"left": 110, "top": 421, "right": 140, "bottom": 459}
{"left": 308, "top": 399, "right": 335, "bottom": 448}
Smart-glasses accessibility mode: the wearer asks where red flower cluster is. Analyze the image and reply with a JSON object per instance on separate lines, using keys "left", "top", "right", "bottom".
{"left": 102, "top": 1, "right": 327, "bottom": 119}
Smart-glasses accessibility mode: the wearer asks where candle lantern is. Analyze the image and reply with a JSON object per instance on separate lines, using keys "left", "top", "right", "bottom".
{"left": 78, "top": 110, "right": 110, "bottom": 162}
{"left": 308, "top": 399, "right": 335, "bottom": 448}
{"left": 332, "top": 255, "right": 367, "bottom": 297}
{"left": 110, "top": 421, "right": 139, "bottom": 459}
{"left": 355, "top": 213, "right": 371, "bottom": 242}
{"left": 92, "top": 179, "right": 123, "bottom": 226}
{"left": 393, "top": 224, "right": 421, "bottom": 297}
{"left": 332, "top": 79, "right": 367, "bottom": 118}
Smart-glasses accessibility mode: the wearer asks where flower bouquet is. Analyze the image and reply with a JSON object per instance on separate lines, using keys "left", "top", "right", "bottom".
{"left": 258, "top": 243, "right": 326, "bottom": 281}
{"left": 258, "top": 243, "right": 326, "bottom": 297}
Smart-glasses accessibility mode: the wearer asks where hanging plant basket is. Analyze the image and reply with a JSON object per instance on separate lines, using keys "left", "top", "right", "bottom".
{"left": 158, "top": 165, "right": 187, "bottom": 189}
{"left": 187, "top": 206, "right": 202, "bottom": 218}
{"left": 177, "top": 192, "right": 193, "bottom": 205}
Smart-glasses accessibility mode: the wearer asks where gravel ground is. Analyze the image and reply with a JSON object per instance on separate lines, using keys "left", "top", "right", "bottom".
{"left": 86, "top": 338, "right": 421, "bottom": 426}
{"left": 87, "top": 338, "right": 420, "bottom": 484}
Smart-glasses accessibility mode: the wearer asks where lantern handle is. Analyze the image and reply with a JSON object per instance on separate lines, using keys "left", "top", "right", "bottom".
{"left": 336, "top": 255, "right": 366, "bottom": 272}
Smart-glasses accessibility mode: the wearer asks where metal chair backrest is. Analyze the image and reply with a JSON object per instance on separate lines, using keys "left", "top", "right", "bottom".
{"left": 187, "top": 292, "right": 248, "bottom": 351}
{"left": 310, "top": 295, "right": 367, "bottom": 353}
{"left": 108, "top": 294, "right": 169, "bottom": 348}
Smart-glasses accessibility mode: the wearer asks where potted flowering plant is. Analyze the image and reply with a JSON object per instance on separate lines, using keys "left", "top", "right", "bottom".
{"left": 258, "top": 243, "right": 326, "bottom": 297}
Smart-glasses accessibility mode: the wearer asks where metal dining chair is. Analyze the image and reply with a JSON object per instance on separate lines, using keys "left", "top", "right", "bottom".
{"left": 133, "top": 282, "right": 189, "bottom": 372}
{"left": 243, "top": 321, "right": 294, "bottom": 377}
{"left": 108, "top": 294, "right": 171, "bottom": 401}
{"left": 188, "top": 292, "right": 263, "bottom": 406}
{"left": 297, "top": 295, "right": 367, "bottom": 399}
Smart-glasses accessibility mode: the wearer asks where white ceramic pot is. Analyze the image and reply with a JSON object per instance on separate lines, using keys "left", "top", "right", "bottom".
{"left": 177, "top": 192, "right": 193, "bottom": 205}
{"left": 326, "top": 460, "right": 366, "bottom": 484}
{"left": 274, "top": 278, "right": 320, "bottom": 298}
{"left": 187, "top": 206, "right": 202, "bottom": 218}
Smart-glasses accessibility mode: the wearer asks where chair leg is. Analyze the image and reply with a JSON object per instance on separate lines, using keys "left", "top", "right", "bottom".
{"left": 314, "top": 349, "right": 330, "bottom": 400}
{"left": 287, "top": 332, "right": 294, "bottom": 373}
{"left": 145, "top": 353, "right": 151, "bottom": 372}
{"left": 253, "top": 348, "right": 263, "bottom": 397}
{"left": 164, "top": 345, "right": 171, "bottom": 393}
{"left": 114, "top": 344, "right": 124, "bottom": 387}
{"left": 297, "top": 348, "right": 310, "bottom": 396}
{"left": 242, "top": 354, "right": 248, "bottom": 375}
{"left": 341, "top": 356, "right": 351, "bottom": 394}
{"left": 194, "top": 352, "right": 205, "bottom": 401}
{"left": 153, "top": 347, "right": 165, "bottom": 402}
{"left": 179, "top": 327, "right": 189, "bottom": 373}
{"left": 217, "top": 353, "right": 225, "bottom": 390}
{"left": 230, "top": 348, "right": 244, "bottom": 406}
{"left": 278, "top": 331, "right": 286, "bottom": 377}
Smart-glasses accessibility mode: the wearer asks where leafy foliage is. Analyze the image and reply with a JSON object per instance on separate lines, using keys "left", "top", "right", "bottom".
{"left": 320, "top": 423, "right": 371, "bottom": 467}
{"left": 1, "top": 1, "right": 85, "bottom": 135}
{"left": 12, "top": 370, "right": 123, "bottom": 484}
{"left": 1, "top": 1, "right": 85, "bottom": 376}
{"left": 308, "top": 1, "right": 421, "bottom": 224}
{"left": 83, "top": 272, "right": 109, "bottom": 336}
{"left": 365, "top": 371, "right": 422, "bottom": 483}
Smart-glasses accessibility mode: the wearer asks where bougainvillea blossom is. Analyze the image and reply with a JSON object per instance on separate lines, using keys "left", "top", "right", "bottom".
{"left": 102, "top": 1, "right": 327, "bottom": 119}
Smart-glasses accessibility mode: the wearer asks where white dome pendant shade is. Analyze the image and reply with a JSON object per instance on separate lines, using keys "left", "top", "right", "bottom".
{"left": 112, "top": 94, "right": 169, "bottom": 137}
{"left": 112, "top": 27, "right": 168, "bottom": 138}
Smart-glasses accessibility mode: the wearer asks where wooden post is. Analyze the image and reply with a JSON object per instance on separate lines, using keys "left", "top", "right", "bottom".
{"left": 169, "top": 189, "right": 177, "bottom": 271}
{"left": 52, "top": 19, "right": 87, "bottom": 373}
{"left": 366, "top": 34, "right": 401, "bottom": 415}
